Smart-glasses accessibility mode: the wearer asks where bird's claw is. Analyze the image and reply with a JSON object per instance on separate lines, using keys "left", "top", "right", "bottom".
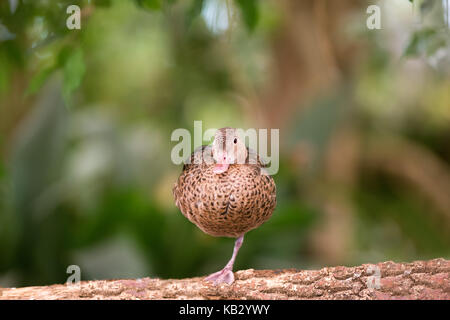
{"left": 204, "top": 268, "right": 234, "bottom": 285}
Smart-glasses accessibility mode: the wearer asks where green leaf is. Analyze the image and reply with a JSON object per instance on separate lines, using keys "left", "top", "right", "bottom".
{"left": 186, "top": 0, "right": 204, "bottom": 27}
{"left": 136, "top": 0, "right": 162, "bottom": 11}
{"left": 404, "top": 29, "right": 431, "bottom": 56}
{"left": 62, "top": 47, "right": 86, "bottom": 106}
{"left": 404, "top": 28, "right": 447, "bottom": 57}
{"left": 234, "top": 0, "right": 259, "bottom": 31}
{"left": 25, "top": 66, "right": 56, "bottom": 96}
{"left": 409, "top": 0, "right": 438, "bottom": 17}
{"left": 95, "top": 0, "right": 112, "bottom": 7}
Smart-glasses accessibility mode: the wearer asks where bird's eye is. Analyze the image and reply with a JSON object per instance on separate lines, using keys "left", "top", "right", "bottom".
{"left": 233, "top": 138, "right": 237, "bottom": 144}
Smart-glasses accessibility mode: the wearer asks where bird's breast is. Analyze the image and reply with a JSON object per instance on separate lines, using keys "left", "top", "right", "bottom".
{"left": 174, "top": 163, "right": 276, "bottom": 238}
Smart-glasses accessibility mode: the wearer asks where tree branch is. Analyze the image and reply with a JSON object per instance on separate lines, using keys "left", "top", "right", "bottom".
{"left": 1, "top": 258, "right": 448, "bottom": 300}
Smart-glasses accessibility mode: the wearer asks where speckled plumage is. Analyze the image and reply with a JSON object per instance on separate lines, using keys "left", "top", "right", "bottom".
{"left": 173, "top": 145, "right": 277, "bottom": 238}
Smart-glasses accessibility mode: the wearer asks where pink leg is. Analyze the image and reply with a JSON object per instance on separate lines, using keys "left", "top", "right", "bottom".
{"left": 205, "top": 235, "right": 244, "bottom": 285}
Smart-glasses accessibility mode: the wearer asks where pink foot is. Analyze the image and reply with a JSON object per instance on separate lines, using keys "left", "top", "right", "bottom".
{"left": 204, "top": 235, "right": 244, "bottom": 285}
{"left": 205, "top": 267, "right": 234, "bottom": 285}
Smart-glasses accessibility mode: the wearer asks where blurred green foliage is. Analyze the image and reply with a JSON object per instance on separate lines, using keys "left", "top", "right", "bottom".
{"left": 0, "top": 0, "right": 449, "bottom": 287}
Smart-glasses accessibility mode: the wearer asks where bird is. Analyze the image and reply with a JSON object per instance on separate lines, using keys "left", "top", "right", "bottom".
{"left": 172, "top": 127, "right": 277, "bottom": 284}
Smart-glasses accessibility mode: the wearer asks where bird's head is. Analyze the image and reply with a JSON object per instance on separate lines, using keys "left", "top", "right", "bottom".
{"left": 212, "top": 127, "right": 248, "bottom": 174}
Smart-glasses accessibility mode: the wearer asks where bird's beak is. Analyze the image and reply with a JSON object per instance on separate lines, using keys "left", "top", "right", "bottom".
{"left": 213, "top": 163, "right": 229, "bottom": 174}
{"left": 214, "top": 154, "right": 230, "bottom": 174}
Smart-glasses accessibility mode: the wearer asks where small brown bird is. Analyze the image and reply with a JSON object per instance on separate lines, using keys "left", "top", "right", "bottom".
{"left": 173, "top": 127, "right": 277, "bottom": 284}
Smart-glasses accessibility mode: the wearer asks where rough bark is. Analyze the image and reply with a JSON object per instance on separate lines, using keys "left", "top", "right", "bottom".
{"left": 1, "top": 258, "right": 448, "bottom": 300}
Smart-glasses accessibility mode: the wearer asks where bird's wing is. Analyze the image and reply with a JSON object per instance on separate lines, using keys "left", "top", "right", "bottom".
{"left": 173, "top": 145, "right": 212, "bottom": 208}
